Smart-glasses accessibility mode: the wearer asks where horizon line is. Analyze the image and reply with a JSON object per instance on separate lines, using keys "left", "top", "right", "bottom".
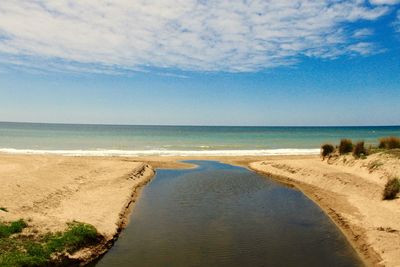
{"left": 1, "top": 121, "right": 399, "bottom": 128}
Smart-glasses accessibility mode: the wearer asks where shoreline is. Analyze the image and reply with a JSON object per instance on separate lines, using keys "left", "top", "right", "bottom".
{"left": 0, "top": 154, "right": 155, "bottom": 265}
{"left": 74, "top": 163, "right": 155, "bottom": 265}
{"left": 122, "top": 154, "right": 399, "bottom": 267}
{"left": 1, "top": 153, "right": 399, "bottom": 266}
{"left": 249, "top": 153, "right": 400, "bottom": 267}
{"left": 248, "top": 166, "right": 379, "bottom": 267}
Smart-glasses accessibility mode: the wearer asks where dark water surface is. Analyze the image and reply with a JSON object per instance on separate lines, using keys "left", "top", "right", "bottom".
{"left": 94, "top": 161, "right": 362, "bottom": 267}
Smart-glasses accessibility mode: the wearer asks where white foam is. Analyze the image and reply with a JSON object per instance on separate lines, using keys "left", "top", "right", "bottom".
{"left": 0, "top": 148, "right": 320, "bottom": 156}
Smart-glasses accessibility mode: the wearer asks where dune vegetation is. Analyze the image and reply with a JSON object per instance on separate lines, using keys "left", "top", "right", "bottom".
{"left": 320, "top": 136, "right": 400, "bottom": 201}
{"left": 320, "top": 136, "right": 400, "bottom": 160}
{"left": 0, "top": 220, "right": 102, "bottom": 267}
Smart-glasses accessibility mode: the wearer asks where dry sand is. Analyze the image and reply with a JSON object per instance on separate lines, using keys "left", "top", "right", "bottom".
{"left": 250, "top": 152, "right": 400, "bottom": 267}
{"left": 0, "top": 154, "right": 154, "bottom": 262}
{"left": 1, "top": 152, "right": 399, "bottom": 266}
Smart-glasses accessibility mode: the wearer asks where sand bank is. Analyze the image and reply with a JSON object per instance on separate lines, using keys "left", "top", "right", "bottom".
{"left": 0, "top": 154, "right": 154, "bottom": 263}
{"left": 1, "top": 153, "right": 399, "bottom": 266}
{"left": 250, "top": 152, "right": 400, "bottom": 267}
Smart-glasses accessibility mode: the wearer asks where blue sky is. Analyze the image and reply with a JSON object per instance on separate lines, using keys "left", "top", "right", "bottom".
{"left": 0, "top": 1, "right": 399, "bottom": 126}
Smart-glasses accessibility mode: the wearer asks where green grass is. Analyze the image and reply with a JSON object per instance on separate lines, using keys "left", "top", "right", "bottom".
{"left": 0, "top": 221, "right": 101, "bottom": 267}
{"left": 0, "top": 207, "right": 8, "bottom": 212}
{"left": 0, "top": 220, "right": 27, "bottom": 238}
{"left": 44, "top": 221, "right": 99, "bottom": 253}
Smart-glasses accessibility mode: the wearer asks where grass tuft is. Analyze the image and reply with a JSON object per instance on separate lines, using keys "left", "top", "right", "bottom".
{"left": 383, "top": 148, "right": 400, "bottom": 159}
{"left": 0, "top": 221, "right": 101, "bottom": 266}
{"left": 0, "top": 208, "right": 8, "bottom": 212}
{"left": 353, "top": 141, "right": 367, "bottom": 159}
{"left": 321, "top": 143, "right": 335, "bottom": 159}
{"left": 379, "top": 136, "right": 400, "bottom": 150}
{"left": 45, "top": 221, "right": 99, "bottom": 253}
{"left": 0, "top": 219, "right": 27, "bottom": 238}
{"left": 383, "top": 178, "right": 400, "bottom": 200}
{"left": 339, "top": 139, "right": 353, "bottom": 155}
{"left": 367, "top": 160, "right": 383, "bottom": 173}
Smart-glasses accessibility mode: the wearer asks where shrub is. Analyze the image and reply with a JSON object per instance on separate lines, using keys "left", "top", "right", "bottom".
{"left": 382, "top": 178, "right": 400, "bottom": 200}
{"left": 339, "top": 139, "right": 353, "bottom": 155}
{"left": 379, "top": 136, "right": 400, "bottom": 149}
{"left": 353, "top": 141, "right": 367, "bottom": 158}
{"left": 321, "top": 144, "right": 335, "bottom": 159}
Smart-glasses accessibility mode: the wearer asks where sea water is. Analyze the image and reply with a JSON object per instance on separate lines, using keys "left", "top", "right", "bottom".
{"left": 0, "top": 122, "right": 399, "bottom": 156}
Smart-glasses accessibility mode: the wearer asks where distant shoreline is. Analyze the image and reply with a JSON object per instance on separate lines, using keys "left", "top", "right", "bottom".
{"left": 0, "top": 148, "right": 320, "bottom": 157}
{"left": 1, "top": 121, "right": 400, "bottom": 127}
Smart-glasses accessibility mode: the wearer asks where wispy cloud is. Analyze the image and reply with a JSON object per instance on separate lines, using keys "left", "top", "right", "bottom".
{"left": 369, "top": 0, "right": 400, "bottom": 5}
{"left": 0, "top": 1, "right": 397, "bottom": 73}
{"left": 394, "top": 10, "right": 400, "bottom": 32}
{"left": 353, "top": 28, "right": 374, "bottom": 38}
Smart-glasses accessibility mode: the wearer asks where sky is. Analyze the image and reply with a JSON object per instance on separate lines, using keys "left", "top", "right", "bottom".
{"left": 0, "top": 0, "right": 399, "bottom": 126}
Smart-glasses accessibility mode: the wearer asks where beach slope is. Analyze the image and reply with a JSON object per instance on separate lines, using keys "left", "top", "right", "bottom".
{"left": 0, "top": 154, "right": 154, "bottom": 263}
{"left": 250, "top": 152, "right": 400, "bottom": 267}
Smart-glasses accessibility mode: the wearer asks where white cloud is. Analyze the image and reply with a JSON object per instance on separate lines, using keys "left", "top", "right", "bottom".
{"left": 353, "top": 28, "right": 374, "bottom": 38}
{"left": 0, "top": 0, "right": 396, "bottom": 73}
{"left": 369, "top": 0, "right": 400, "bottom": 5}
{"left": 394, "top": 10, "right": 400, "bottom": 32}
{"left": 347, "top": 42, "right": 380, "bottom": 55}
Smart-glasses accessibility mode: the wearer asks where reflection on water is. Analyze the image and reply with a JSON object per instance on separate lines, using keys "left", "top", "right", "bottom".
{"left": 94, "top": 161, "right": 362, "bottom": 267}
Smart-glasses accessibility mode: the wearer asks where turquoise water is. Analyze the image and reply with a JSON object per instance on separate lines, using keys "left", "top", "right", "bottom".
{"left": 93, "top": 161, "right": 362, "bottom": 267}
{"left": 0, "top": 122, "right": 399, "bottom": 155}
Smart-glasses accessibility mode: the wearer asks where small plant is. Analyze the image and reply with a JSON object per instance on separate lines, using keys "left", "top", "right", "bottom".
{"left": 0, "top": 219, "right": 27, "bottom": 238}
{"left": 383, "top": 149, "right": 400, "bottom": 159}
{"left": 45, "top": 221, "right": 100, "bottom": 253}
{"left": 367, "top": 160, "right": 383, "bottom": 173}
{"left": 339, "top": 139, "right": 353, "bottom": 155}
{"left": 0, "top": 221, "right": 101, "bottom": 266}
{"left": 353, "top": 141, "right": 367, "bottom": 158}
{"left": 379, "top": 136, "right": 400, "bottom": 149}
{"left": 321, "top": 144, "right": 335, "bottom": 159}
{"left": 383, "top": 178, "right": 400, "bottom": 200}
{"left": 0, "top": 207, "right": 8, "bottom": 212}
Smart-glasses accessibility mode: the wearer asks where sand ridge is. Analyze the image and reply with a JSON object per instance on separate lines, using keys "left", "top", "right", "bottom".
{"left": 250, "top": 153, "right": 400, "bottom": 267}
{"left": 0, "top": 154, "right": 154, "bottom": 263}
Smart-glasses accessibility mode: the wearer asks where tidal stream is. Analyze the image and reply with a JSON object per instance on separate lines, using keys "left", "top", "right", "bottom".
{"left": 95, "top": 161, "right": 362, "bottom": 267}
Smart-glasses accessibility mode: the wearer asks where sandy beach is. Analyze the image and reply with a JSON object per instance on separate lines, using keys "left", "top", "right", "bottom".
{"left": 0, "top": 154, "right": 154, "bottom": 263}
{"left": 1, "top": 152, "right": 399, "bottom": 266}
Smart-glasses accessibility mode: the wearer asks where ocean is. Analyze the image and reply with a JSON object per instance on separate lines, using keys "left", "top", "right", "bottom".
{"left": 0, "top": 122, "right": 399, "bottom": 156}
